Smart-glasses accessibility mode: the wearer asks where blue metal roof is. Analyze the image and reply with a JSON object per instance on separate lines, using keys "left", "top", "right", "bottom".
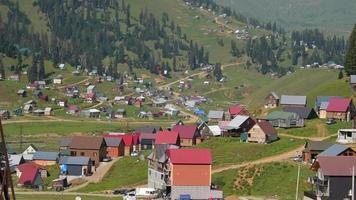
{"left": 319, "top": 144, "right": 349, "bottom": 156}
{"left": 315, "top": 96, "right": 340, "bottom": 107}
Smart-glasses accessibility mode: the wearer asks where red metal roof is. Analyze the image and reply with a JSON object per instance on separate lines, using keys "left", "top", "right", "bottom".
{"left": 326, "top": 98, "right": 351, "bottom": 112}
{"left": 317, "top": 156, "right": 356, "bottom": 176}
{"left": 228, "top": 105, "right": 248, "bottom": 116}
{"left": 172, "top": 125, "right": 197, "bottom": 139}
{"left": 155, "top": 130, "right": 179, "bottom": 145}
{"left": 104, "top": 134, "right": 134, "bottom": 146}
{"left": 167, "top": 148, "right": 212, "bottom": 165}
{"left": 17, "top": 162, "right": 41, "bottom": 185}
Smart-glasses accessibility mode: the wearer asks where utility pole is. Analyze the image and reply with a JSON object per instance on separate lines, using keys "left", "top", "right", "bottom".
{"left": 295, "top": 157, "right": 301, "bottom": 200}
{"left": 352, "top": 165, "right": 355, "bottom": 200}
{"left": 0, "top": 118, "right": 16, "bottom": 200}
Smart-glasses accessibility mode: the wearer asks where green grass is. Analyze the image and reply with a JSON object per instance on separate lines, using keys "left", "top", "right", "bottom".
{"left": 218, "top": 0, "right": 356, "bottom": 36}
{"left": 212, "top": 162, "right": 314, "bottom": 199}
{"left": 16, "top": 194, "right": 119, "bottom": 200}
{"left": 77, "top": 157, "right": 148, "bottom": 193}
{"left": 196, "top": 137, "right": 304, "bottom": 168}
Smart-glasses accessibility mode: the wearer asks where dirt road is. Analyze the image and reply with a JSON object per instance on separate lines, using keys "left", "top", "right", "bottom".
{"left": 212, "top": 145, "right": 304, "bottom": 174}
{"left": 56, "top": 77, "right": 90, "bottom": 89}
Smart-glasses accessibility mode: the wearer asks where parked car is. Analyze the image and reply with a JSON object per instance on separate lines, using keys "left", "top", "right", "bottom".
{"left": 130, "top": 150, "right": 139, "bottom": 157}
{"left": 123, "top": 192, "right": 136, "bottom": 200}
{"left": 292, "top": 155, "right": 302, "bottom": 162}
{"left": 326, "top": 118, "right": 336, "bottom": 125}
{"left": 102, "top": 157, "right": 112, "bottom": 162}
{"left": 113, "top": 188, "right": 135, "bottom": 195}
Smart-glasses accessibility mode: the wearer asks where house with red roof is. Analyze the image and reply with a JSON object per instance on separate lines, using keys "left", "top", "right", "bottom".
{"left": 172, "top": 125, "right": 201, "bottom": 146}
{"left": 155, "top": 130, "right": 180, "bottom": 146}
{"left": 166, "top": 148, "right": 223, "bottom": 199}
{"left": 228, "top": 105, "right": 249, "bottom": 118}
{"left": 306, "top": 156, "right": 356, "bottom": 200}
{"left": 17, "top": 162, "right": 44, "bottom": 189}
{"left": 247, "top": 120, "right": 278, "bottom": 143}
{"left": 104, "top": 133, "right": 139, "bottom": 156}
{"left": 326, "top": 98, "right": 355, "bottom": 121}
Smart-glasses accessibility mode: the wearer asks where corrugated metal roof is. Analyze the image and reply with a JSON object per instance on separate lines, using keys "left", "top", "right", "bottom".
{"left": 104, "top": 137, "right": 123, "bottom": 147}
{"left": 33, "top": 151, "right": 58, "bottom": 161}
{"left": 208, "top": 110, "right": 224, "bottom": 119}
{"left": 59, "top": 156, "right": 90, "bottom": 165}
{"left": 319, "top": 102, "right": 329, "bottom": 110}
{"left": 319, "top": 144, "right": 349, "bottom": 156}
{"left": 305, "top": 140, "right": 333, "bottom": 151}
{"left": 265, "top": 111, "right": 298, "bottom": 120}
{"left": 315, "top": 96, "right": 340, "bottom": 107}
{"left": 318, "top": 156, "right": 356, "bottom": 176}
{"left": 228, "top": 115, "right": 250, "bottom": 129}
{"left": 282, "top": 107, "right": 316, "bottom": 119}
{"left": 280, "top": 95, "right": 307, "bottom": 105}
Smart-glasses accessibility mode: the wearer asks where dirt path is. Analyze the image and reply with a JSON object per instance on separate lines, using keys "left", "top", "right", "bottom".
{"left": 316, "top": 123, "right": 329, "bottom": 137}
{"left": 88, "top": 101, "right": 104, "bottom": 109}
{"left": 212, "top": 145, "right": 304, "bottom": 174}
{"left": 56, "top": 77, "right": 90, "bottom": 89}
{"left": 278, "top": 133, "right": 337, "bottom": 141}
{"left": 66, "top": 157, "right": 121, "bottom": 192}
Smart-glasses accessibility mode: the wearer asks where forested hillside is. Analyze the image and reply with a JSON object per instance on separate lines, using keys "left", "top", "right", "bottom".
{"left": 218, "top": 0, "right": 356, "bottom": 35}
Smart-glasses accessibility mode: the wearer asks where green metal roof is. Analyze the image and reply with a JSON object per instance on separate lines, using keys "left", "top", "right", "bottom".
{"left": 265, "top": 111, "right": 295, "bottom": 120}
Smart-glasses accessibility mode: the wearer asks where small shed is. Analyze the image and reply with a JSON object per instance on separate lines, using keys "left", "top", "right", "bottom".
{"left": 44, "top": 107, "right": 54, "bottom": 116}
{"left": 0, "top": 110, "right": 10, "bottom": 120}
{"left": 17, "top": 89, "right": 27, "bottom": 97}
{"left": 115, "top": 108, "right": 126, "bottom": 119}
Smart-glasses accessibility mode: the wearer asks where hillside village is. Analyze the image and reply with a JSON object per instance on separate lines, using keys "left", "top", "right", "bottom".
{"left": 0, "top": 0, "right": 356, "bottom": 200}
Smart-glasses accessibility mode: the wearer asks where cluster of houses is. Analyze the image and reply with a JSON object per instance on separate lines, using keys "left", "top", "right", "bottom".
{"left": 264, "top": 93, "right": 355, "bottom": 126}
{"left": 206, "top": 105, "right": 278, "bottom": 144}
{"left": 302, "top": 140, "right": 356, "bottom": 200}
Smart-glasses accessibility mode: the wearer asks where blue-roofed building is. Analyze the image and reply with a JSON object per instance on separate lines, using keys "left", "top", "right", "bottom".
{"left": 194, "top": 108, "right": 205, "bottom": 116}
{"left": 59, "top": 156, "right": 92, "bottom": 176}
{"left": 33, "top": 151, "right": 59, "bottom": 166}
{"left": 315, "top": 96, "right": 341, "bottom": 117}
{"left": 318, "top": 144, "right": 356, "bottom": 157}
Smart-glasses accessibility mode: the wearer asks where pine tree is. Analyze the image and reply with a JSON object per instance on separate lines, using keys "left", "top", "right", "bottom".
{"left": 338, "top": 70, "right": 344, "bottom": 79}
{"left": 213, "top": 63, "right": 223, "bottom": 81}
{"left": 345, "top": 24, "right": 356, "bottom": 75}
{"left": 28, "top": 57, "right": 38, "bottom": 83}
{"left": 0, "top": 57, "right": 5, "bottom": 79}
{"left": 38, "top": 55, "right": 46, "bottom": 80}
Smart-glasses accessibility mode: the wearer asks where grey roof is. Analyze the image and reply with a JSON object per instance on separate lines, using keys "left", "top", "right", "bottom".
{"left": 148, "top": 144, "right": 179, "bottom": 163}
{"left": 227, "top": 115, "right": 250, "bottom": 129}
{"left": 208, "top": 110, "right": 224, "bottom": 119}
{"left": 33, "top": 151, "right": 59, "bottom": 161}
{"left": 351, "top": 75, "right": 356, "bottom": 84}
{"left": 59, "top": 156, "right": 90, "bottom": 165}
{"left": 270, "top": 92, "right": 279, "bottom": 99}
{"left": 135, "top": 126, "right": 161, "bottom": 133}
{"left": 59, "top": 138, "right": 72, "bottom": 147}
{"left": 9, "top": 154, "right": 24, "bottom": 166}
{"left": 319, "top": 102, "right": 329, "bottom": 110}
{"left": 319, "top": 144, "right": 350, "bottom": 157}
{"left": 104, "top": 137, "right": 123, "bottom": 147}
{"left": 305, "top": 141, "right": 333, "bottom": 151}
{"left": 280, "top": 95, "right": 307, "bottom": 106}
{"left": 315, "top": 96, "right": 340, "bottom": 107}
{"left": 282, "top": 107, "right": 316, "bottom": 119}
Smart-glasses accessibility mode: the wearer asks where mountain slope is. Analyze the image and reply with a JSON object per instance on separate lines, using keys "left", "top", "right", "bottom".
{"left": 218, "top": 0, "right": 356, "bottom": 35}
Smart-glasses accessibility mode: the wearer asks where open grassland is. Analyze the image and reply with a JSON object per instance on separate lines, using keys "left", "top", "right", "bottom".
{"left": 77, "top": 156, "right": 148, "bottom": 193}
{"left": 213, "top": 162, "right": 314, "bottom": 200}
{"left": 16, "top": 194, "right": 119, "bottom": 200}
{"left": 196, "top": 137, "right": 304, "bottom": 168}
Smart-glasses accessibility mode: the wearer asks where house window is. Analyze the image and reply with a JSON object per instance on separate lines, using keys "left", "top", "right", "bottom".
{"left": 180, "top": 139, "right": 184, "bottom": 143}
{"left": 93, "top": 152, "right": 98, "bottom": 156}
{"left": 71, "top": 151, "right": 76, "bottom": 156}
{"left": 81, "top": 152, "right": 85, "bottom": 156}
{"left": 161, "top": 174, "right": 164, "bottom": 180}
{"left": 149, "top": 170, "right": 151, "bottom": 175}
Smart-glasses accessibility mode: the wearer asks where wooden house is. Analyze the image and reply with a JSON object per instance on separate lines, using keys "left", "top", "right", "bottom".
{"left": 280, "top": 95, "right": 307, "bottom": 108}
{"left": 265, "top": 111, "right": 304, "bottom": 128}
{"left": 247, "top": 120, "right": 278, "bottom": 143}
{"left": 326, "top": 98, "right": 355, "bottom": 121}
{"left": 17, "top": 162, "right": 44, "bottom": 189}
{"left": 104, "top": 137, "right": 125, "bottom": 158}
{"left": 172, "top": 125, "right": 201, "bottom": 146}
{"left": 69, "top": 136, "right": 107, "bottom": 167}
{"left": 302, "top": 140, "right": 333, "bottom": 162}
{"left": 264, "top": 92, "right": 279, "bottom": 108}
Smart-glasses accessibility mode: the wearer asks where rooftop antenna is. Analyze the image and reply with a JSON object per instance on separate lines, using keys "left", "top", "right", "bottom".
{"left": 0, "top": 119, "right": 16, "bottom": 200}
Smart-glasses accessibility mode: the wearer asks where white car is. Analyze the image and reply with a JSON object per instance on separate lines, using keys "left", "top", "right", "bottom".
{"left": 130, "top": 151, "right": 139, "bottom": 157}
{"left": 123, "top": 192, "right": 136, "bottom": 200}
